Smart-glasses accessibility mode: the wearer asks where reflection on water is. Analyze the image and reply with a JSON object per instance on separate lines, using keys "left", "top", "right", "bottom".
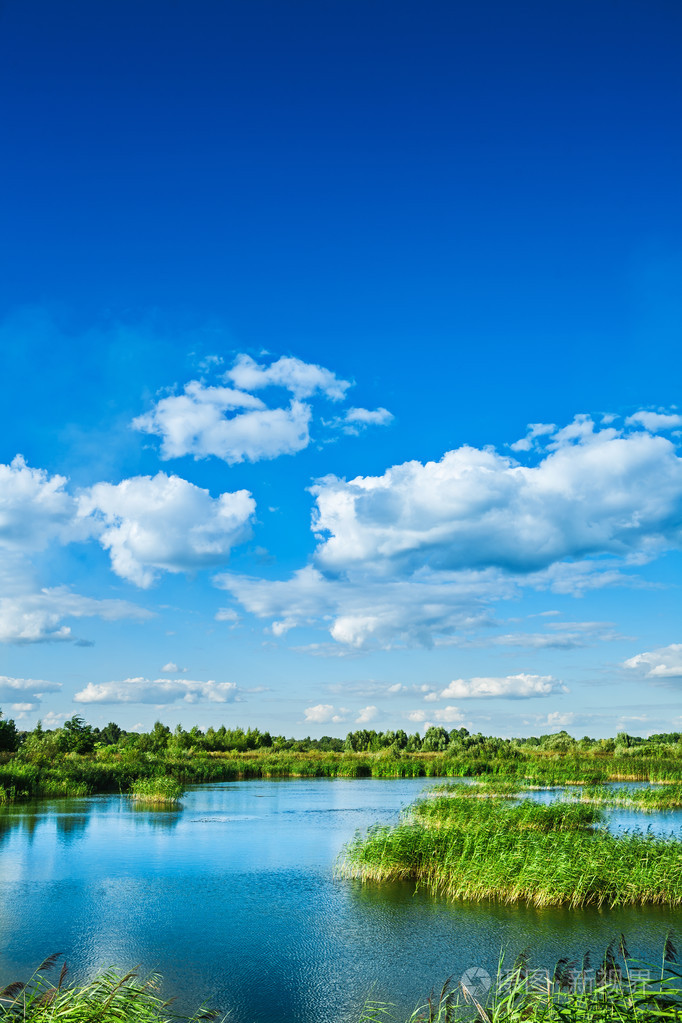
{"left": 0, "top": 779, "right": 679, "bottom": 1023}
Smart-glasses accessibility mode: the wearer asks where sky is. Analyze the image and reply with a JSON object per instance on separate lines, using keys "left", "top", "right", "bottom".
{"left": 0, "top": 0, "right": 681, "bottom": 739}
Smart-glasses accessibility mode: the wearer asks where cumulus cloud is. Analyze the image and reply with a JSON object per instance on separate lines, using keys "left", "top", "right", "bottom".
{"left": 303, "top": 703, "right": 347, "bottom": 724}
{"left": 225, "top": 354, "right": 351, "bottom": 401}
{"left": 509, "top": 423, "right": 556, "bottom": 452}
{"left": 355, "top": 705, "right": 378, "bottom": 724}
{"left": 216, "top": 565, "right": 505, "bottom": 650}
{"left": 625, "top": 411, "right": 682, "bottom": 431}
{"left": 334, "top": 407, "right": 394, "bottom": 435}
{"left": 439, "top": 674, "right": 567, "bottom": 699}
{"left": 133, "top": 381, "right": 312, "bottom": 464}
{"left": 623, "top": 643, "right": 682, "bottom": 679}
{"left": 132, "top": 355, "right": 362, "bottom": 463}
{"left": 0, "top": 675, "right": 62, "bottom": 707}
{"left": 0, "top": 456, "right": 85, "bottom": 551}
{"left": 311, "top": 421, "right": 682, "bottom": 576}
{"left": 81, "top": 473, "right": 255, "bottom": 587}
{"left": 407, "top": 706, "right": 465, "bottom": 725}
{"left": 534, "top": 711, "right": 576, "bottom": 730}
{"left": 74, "top": 677, "right": 241, "bottom": 704}
{"left": 219, "top": 414, "right": 682, "bottom": 650}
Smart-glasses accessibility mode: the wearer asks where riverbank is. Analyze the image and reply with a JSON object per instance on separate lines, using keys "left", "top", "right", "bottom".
{"left": 3, "top": 747, "right": 682, "bottom": 804}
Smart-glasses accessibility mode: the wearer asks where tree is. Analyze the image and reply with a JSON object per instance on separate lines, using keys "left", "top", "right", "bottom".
{"left": 58, "top": 715, "right": 95, "bottom": 755}
{"left": 0, "top": 710, "right": 18, "bottom": 752}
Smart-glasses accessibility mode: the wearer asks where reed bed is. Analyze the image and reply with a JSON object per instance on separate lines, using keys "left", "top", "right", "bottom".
{"left": 2, "top": 750, "right": 682, "bottom": 806}
{"left": 340, "top": 795, "right": 682, "bottom": 907}
{"left": 575, "top": 783, "right": 682, "bottom": 812}
{"left": 129, "top": 777, "right": 184, "bottom": 805}
{"left": 0, "top": 955, "right": 216, "bottom": 1022}
{"left": 359, "top": 939, "right": 682, "bottom": 1022}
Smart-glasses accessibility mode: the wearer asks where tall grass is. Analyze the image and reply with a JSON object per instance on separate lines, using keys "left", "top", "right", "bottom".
{"left": 2, "top": 749, "right": 682, "bottom": 806}
{"left": 340, "top": 795, "right": 682, "bottom": 907}
{"left": 130, "top": 777, "right": 184, "bottom": 805}
{"left": 0, "top": 955, "right": 217, "bottom": 1022}
{"left": 575, "top": 782, "right": 682, "bottom": 811}
{"left": 359, "top": 938, "right": 682, "bottom": 1022}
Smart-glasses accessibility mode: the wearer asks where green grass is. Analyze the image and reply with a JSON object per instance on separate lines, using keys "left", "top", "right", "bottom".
{"left": 129, "top": 777, "right": 184, "bottom": 805}
{"left": 0, "top": 955, "right": 216, "bottom": 1022}
{"left": 574, "top": 782, "right": 682, "bottom": 812}
{"left": 2, "top": 749, "right": 682, "bottom": 806}
{"left": 358, "top": 939, "right": 682, "bottom": 1022}
{"left": 340, "top": 794, "right": 682, "bottom": 908}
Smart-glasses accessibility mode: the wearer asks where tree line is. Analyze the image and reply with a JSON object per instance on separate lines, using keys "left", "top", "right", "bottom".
{"left": 1, "top": 711, "right": 681, "bottom": 760}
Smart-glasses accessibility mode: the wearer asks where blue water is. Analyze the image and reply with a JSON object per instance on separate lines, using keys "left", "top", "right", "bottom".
{"left": 0, "top": 778, "right": 680, "bottom": 1023}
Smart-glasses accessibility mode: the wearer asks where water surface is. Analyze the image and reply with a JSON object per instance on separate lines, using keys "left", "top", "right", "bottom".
{"left": 0, "top": 778, "right": 680, "bottom": 1023}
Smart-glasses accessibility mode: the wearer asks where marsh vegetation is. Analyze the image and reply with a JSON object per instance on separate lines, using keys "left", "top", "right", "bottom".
{"left": 340, "top": 793, "right": 682, "bottom": 908}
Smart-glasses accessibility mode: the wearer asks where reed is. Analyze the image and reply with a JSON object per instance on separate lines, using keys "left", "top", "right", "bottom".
{"left": 575, "top": 782, "right": 682, "bottom": 811}
{"left": 129, "top": 777, "right": 184, "bottom": 805}
{"left": 340, "top": 794, "right": 682, "bottom": 907}
{"left": 359, "top": 938, "right": 682, "bottom": 1022}
{"left": 0, "top": 955, "right": 216, "bottom": 1022}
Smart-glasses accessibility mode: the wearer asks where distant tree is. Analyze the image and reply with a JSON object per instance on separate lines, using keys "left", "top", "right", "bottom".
{"left": 100, "top": 721, "right": 122, "bottom": 745}
{"left": 0, "top": 710, "right": 18, "bottom": 753}
{"left": 58, "top": 715, "right": 95, "bottom": 755}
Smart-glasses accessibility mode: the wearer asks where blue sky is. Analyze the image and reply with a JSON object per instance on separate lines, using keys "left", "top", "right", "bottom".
{"left": 0, "top": 0, "right": 681, "bottom": 737}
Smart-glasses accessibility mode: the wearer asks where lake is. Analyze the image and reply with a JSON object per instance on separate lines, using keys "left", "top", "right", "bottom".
{"left": 0, "top": 778, "right": 680, "bottom": 1022}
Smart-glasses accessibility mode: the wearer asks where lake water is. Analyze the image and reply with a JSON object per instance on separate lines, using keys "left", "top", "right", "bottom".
{"left": 0, "top": 778, "right": 680, "bottom": 1022}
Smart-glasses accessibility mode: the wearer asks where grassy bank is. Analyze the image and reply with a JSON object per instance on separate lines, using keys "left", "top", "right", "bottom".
{"left": 340, "top": 793, "right": 682, "bottom": 907}
{"left": 3, "top": 748, "right": 682, "bottom": 805}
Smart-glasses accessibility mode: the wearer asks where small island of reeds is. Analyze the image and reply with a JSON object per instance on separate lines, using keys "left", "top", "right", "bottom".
{"left": 129, "top": 777, "right": 184, "bottom": 805}
{"left": 339, "top": 791, "right": 682, "bottom": 908}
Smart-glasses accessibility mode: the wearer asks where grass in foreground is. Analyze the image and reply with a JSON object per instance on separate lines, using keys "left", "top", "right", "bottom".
{"left": 360, "top": 938, "right": 682, "bottom": 1022}
{"left": 339, "top": 795, "right": 682, "bottom": 907}
{"left": 0, "top": 955, "right": 216, "bottom": 1022}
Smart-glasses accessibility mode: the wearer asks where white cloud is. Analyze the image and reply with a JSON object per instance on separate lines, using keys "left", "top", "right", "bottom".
{"left": 439, "top": 674, "right": 566, "bottom": 699}
{"left": 133, "top": 380, "right": 312, "bottom": 464}
{"left": 0, "top": 455, "right": 86, "bottom": 551}
{"left": 303, "top": 703, "right": 347, "bottom": 724}
{"left": 42, "top": 711, "right": 69, "bottom": 727}
{"left": 0, "top": 568, "right": 152, "bottom": 643}
{"left": 160, "top": 662, "right": 189, "bottom": 674}
{"left": 220, "top": 414, "right": 682, "bottom": 650}
{"left": 217, "top": 565, "right": 505, "bottom": 650}
{"left": 335, "top": 407, "right": 394, "bottom": 434}
{"left": 74, "top": 677, "right": 241, "bottom": 704}
{"left": 225, "top": 354, "right": 351, "bottom": 401}
{"left": 623, "top": 643, "right": 682, "bottom": 679}
{"left": 0, "top": 675, "right": 62, "bottom": 707}
{"left": 406, "top": 706, "right": 464, "bottom": 726}
{"left": 625, "top": 411, "right": 682, "bottom": 432}
{"left": 311, "top": 420, "right": 682, "bottom": 576}
{"left": 215, "top": 607, "right": 240, "bottom": 623}
{"left": 509, "top": 422, "right": 556, "bottom": 452}
{"left": 406, "top": 710, "right": 427, "bottom": 723}
{"left": 355, "top": 705, "right": 378, "bottom": 724}
{"left": 81, "top": 473, "right": 255, "bottom": 587}
{"left": 534, "top": 711, "right": 576, "bottom": 730}
{"left": 431, "top": 706, "right": 465, "bottom": 723}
